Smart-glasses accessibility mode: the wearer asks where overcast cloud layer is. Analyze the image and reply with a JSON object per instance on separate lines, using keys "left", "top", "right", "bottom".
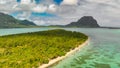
{"left": 0, "top": 0, "right": 120, "bottom": 27}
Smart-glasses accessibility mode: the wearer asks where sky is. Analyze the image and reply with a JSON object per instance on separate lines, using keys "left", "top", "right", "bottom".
{"left": 0, "top": 0, "right": 120, "bottom": 27}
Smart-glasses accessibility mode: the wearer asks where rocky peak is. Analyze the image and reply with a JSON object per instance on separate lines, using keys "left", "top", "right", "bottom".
{"left": 66, "top": 16, "right": 100, "bottom": 28}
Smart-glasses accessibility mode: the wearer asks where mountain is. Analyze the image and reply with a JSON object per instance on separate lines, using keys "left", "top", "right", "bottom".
{"left": 21, "top": 20, "right": 36, "bottom": 26}
{"left": 66, "top": 16, "right": 100, "bottom": 28}
{"left": 0, "top": 13, "right": 36, "bottom": 28}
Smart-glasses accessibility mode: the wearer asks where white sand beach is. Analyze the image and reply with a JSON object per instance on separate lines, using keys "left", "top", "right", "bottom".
{"left": 39, "top": 38, "right": 90, "bottom": 68}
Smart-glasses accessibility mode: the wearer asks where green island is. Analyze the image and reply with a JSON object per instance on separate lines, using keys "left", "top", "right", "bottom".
{"left": 0, "top": 29, "right": 88, "bottom": 68}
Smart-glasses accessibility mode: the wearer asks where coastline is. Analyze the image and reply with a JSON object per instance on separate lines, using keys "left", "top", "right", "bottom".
{"left": 39, "top": 38, "right": 90, "bottom": 68}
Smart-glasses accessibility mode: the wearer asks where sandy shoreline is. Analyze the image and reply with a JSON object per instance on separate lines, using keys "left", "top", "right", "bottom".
{"left": 39, "top": 38, "right": 90, "bottom": 68}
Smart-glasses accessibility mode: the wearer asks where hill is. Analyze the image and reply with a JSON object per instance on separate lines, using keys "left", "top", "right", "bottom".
{"left": 0, "top": 13, "right": 36, "bottom": 28}
{"left": 21, "top": 20, "right": 36, "bottom": 26}
{"left": 66, "top": 16, "right": 100, "bottom": 28}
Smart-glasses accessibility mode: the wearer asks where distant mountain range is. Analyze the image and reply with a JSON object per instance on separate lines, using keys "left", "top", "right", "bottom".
{"left": 66, "top": 16, "right": 100, "bottom": 28}
{"left": 49, "top": 16, "right": 100, "bottom": 28}
{"left": 65, "top": 16, "right": 120, "bottom": 29}
{"left": 21, "top": 20, "right": 36, "bottom": 26}
{"left": 0, "top": 13, "right": 36, "bottom": 28}
{"left": 0, "top": 12, "right": 119, "bottom": 29}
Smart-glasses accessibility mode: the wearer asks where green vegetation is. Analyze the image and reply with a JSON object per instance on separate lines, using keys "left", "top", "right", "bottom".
{"left": 0, "top": 29, "right": 88, "bottom": 68}
{"left": 0, "top": 13, "right": 36, "bottom": 28}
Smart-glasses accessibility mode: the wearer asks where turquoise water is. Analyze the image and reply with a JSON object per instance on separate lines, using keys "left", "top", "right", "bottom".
{"left": 0, "top": 28, "right": 54, "bottom": 36}
{"left": 0, "top": 28, "right": 120, "bottom": 68}
{"left": 51, "top": 28, "right": 120, "bottom": 68}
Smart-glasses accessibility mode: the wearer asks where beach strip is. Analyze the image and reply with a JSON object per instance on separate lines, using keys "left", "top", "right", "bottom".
{"left": 39, "top": 38, "right": 90, "bottom": 68}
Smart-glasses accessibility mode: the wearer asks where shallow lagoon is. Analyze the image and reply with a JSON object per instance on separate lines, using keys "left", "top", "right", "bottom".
{"left": 52, "top": 28, "right": 120, "bottom": 68}
{"left": 0, "top": 28, "right": 120, "bottom": 68}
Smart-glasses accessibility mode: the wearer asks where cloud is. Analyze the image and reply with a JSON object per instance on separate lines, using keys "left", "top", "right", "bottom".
{"left": 0, "top": 0, "right": 17, "bottom": 13}
{"left": 48, "top": 4, "right": 58, "bottom": 12}
{"left": 75, "top": 0, "right": 120, "bottom": 27}
{"left": 0, "top": 0, "right": 7, "bottom": 4}
{"left": 32, "top": 5, "right": 47, "bottom": 13}
{"left": 0, "top": 0, "right": 120, "bottom": 27}
{"left": 20, "top": 0, "right": 32, "bottom": 4}
{"left": 61, "top": 0, "right": 78, "bottom": 5}
{"left": 32, "top": 4, "right": 58, "bottom": 13}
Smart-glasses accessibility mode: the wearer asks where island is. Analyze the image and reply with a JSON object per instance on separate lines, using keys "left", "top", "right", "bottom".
{"left": 0, "top": 29, "right": 88, "bottom": 68}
